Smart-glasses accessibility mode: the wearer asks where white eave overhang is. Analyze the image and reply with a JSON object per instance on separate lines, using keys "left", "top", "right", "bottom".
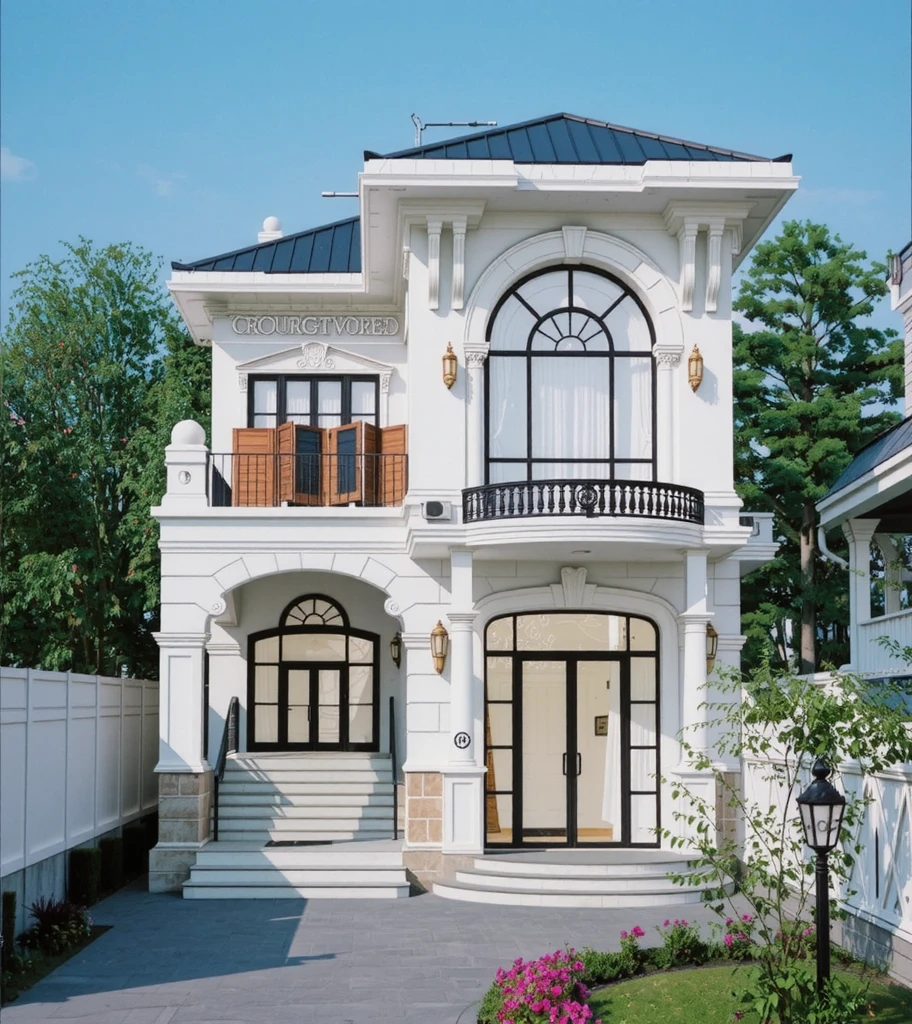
{"left": 817, "top": 446, "right": 912, "bottom": 528}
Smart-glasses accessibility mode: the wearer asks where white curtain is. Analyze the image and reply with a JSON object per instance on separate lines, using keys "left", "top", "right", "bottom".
{"left": 532, "top": 357, "right": 610, "bottom": 478}
{"left": 614, "top": 356, "right": 652, "bottom": 471}
{"left": 489, "top": 358, "right": 526, "bottom": 460}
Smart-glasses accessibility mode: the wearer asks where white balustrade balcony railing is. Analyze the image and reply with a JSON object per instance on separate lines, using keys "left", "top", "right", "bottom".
{"left": 856, "top": 610, "right": 912, "bottom": 675}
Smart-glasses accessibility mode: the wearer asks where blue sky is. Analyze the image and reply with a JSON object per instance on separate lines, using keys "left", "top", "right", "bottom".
{"left": 1, "top": 0, "right": 909, "bottom": 329}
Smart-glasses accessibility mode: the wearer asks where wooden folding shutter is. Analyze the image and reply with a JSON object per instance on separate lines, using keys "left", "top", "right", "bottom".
{"left": 275, "top": 423, "right": 323, "bottom": 506}
{"left": 232, "top": 427, "right": 276, "bottom": 506}
{"left": 378, "top": 425, "right": 408, "bottom": 506}
{"left": 325, "top": 422, "right": 363, "bottom": 505}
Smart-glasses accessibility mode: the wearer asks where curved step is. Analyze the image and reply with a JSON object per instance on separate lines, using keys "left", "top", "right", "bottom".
{"left": 453, "top": 869, "right": 703, "bottom": 894}
{"left": 433, "top": 878, "right": 706, "bottom": 908}
{"left": 473, "top": 850, "right": 696, "bottom": 877}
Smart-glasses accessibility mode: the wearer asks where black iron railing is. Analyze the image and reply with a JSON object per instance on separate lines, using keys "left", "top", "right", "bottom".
{"left": 208, "top": 452, "right": 408, "bottom": 508}
{"left": 463, "top": 479, "right": 704, "bottom": 524}
{"left": 212, "top": 697, "right": 239, "bottom": 842}
{"left": 389, "top": 696, "right": 399, "bottom": 841}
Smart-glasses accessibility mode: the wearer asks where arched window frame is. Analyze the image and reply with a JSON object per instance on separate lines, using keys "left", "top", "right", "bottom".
{"left": 484, "top": 265, "right": 657, "bottom": 485}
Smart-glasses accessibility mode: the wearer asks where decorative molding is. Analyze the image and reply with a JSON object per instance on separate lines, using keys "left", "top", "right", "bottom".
{"left": 379, "top": 372, "right": 392, "bottom": 394}
{"left": 451, "top": 217, "right": 467, "bottom": 310}
{"left": 401, "top": 246, "right": 411, "bottom": 281}
{"left": 549, "top": 566, "right": 597, "bottom": 609}
{"left": 238, "top": 372, "right": 248, "bottom": 392}
{"left": 463, "top": 342, "right": 490, "bottom": 369}
{"left": 427, "top": 218, "right": 442, "bottom": 311}
{"left": 677, "top": 222, "right": 698, "bottom": 313}
{"left": 561, "top": 225, "right": 587, "bottom": 263}
{"left": 705, "top": 220, "right": 725, "bottom": 313}
{"left": 297, "top": 342, "right": 335, "bottom": 370}
{"left": 654, "top": 349, "right": 681, "bottom": 368}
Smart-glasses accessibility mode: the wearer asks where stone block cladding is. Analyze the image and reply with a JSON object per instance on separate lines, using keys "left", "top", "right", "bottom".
{"left": 149, "top": 771, "right": 213, "bottom": 892}
{"left": 405, "top": 772, "right": 442, "bottom": 845}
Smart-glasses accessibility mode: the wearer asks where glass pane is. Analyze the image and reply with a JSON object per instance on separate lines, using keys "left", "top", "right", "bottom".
{"left": 349, "top": 636, "right": 374, "bottom": 663}
{"left": 630, "top": 703, "right": 657, "bottom": 747}
{"left": 287, "top": 669, "right": 309, "bottom": 705}
{"left": 488, "top": 295, "right": 537, "bottom": 351}
{"left": 351, "top": 381, "right": 376, "bottom": 414}
{"left": 522, "top": 661, "right": 567, "bottom": 843}
{"left": 255, "top": 665, "right": 278, "bottom": 703}
{"left": 488, "top": 462, "right": 526, "bottom": 484}
{"left": 516, "top": 614, "right": 624, "bottom": 652}
{"left": 487, "top": 703, "right": 512, "bottom": 746}
{"left": 531, "top": 357, "right": 611, "bottom": 460}
{"left": 576, "top": 661, "right": 621, "bottom": 843}
{"left": 630, "top": 749, "right": 657, "bottom": 792}
{"left": 486, "top": 792, "right": 513, "bottom": 844}
{"left": 255, "top": 705, "right": 278, "bottom": 743}
{"left": 630, "top": 658, "right": 657, "bottom": 701}
{"left": 286, "top": 381, "right": 310, "bottom": 418}
{"left": 319, "top": 705, "right": 340, "bottom": 744}
{"left": 287, "top": 704, "right": 310, "bottom": 743}
{"left": 630, "top": 794, "right": 658, "bottom": 843}
{"left": 318, "top": 380, "right": 342, "bottom": 415}
{"left": 486, "top": 617, "right": 514, "bottom": 651}
{"left": 629, "top": 617, "right": 656, "bottom": 651}
{"left": 254, "top": 380, "right": 277, "bottom": 413}
{"left": 255, "top": 636, "right": 279, "bottom": 661}
{"left": 349, "top": 664, "right": 373, "bottom": 704}
{"left": 253, "top": 414, "right": 276, "bottom": 428}
{"left": 349, "top": 703, "right": 373, "bottom": 744}
{"left": 487, "top": 747, "right": 513, "bottom": 792}
{"left": 604, "top": 297, "right": 653, "bottom": 352}
{"left": 488, "top": 358, "right": 527, "bottom": 458}
{"left": 572, "top": 270, "right": 625, "bottom": 317}
{"left": 614, "top": 356, "right": 653, "bottom": 461}
{"left": 486, "top": 656, "right": 512, "bottom": 700}
{"left": 318, "top": 669, "right": 341, "bottom": 744}
{"left": 282, "top": 633, "right": 346, "bottom": 660}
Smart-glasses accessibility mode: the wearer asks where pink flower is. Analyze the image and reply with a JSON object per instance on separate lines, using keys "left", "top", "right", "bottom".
{"left": 620, "top": 930, "right": 627, "bottom": 939}
{"left": 724, "top": 934, "right": 734, "bottom": 947}
{"left": 663, "top": 919, "right": 670, "bottom": 927}
{"left": 631, "top": 926, "right": 645, "bottom": 938}
{"left": 742, "top": 914, "right": 753, "bottom": 923}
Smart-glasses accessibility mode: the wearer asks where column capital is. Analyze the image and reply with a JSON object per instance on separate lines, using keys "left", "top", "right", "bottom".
{"left": 842, "top": 517, "right": 880, "bottom": 543}
{"left": 447, "top": 611, "right": 477, "bottom": 630}
{"left": 464, "top": 342, "right": 490, "bottom": 368}
{"left": 153, "top": 632, "right": 210, "bottom": 649}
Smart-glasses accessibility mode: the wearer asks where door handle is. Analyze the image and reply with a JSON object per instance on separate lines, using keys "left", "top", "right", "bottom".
{"left": 577, "top": 752, "right": 582, "bottom": 776}
{"left": 562, "top": 753, "right": 568, "bottom": 776}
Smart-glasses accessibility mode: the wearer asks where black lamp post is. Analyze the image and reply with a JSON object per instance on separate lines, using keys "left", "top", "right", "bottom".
{"left": 796, "top": 759, "right": 847, "bottom": 997}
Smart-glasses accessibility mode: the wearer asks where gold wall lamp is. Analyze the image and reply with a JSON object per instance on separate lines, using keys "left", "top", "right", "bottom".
{"left": 389, "top": 632, "right": 402, "bottom": 669}
{"left": 442, "top": 343, "right": 458, "bottom": 389}
{"left": 706, "top": 622, "right": 719, "bottom": 674}
{"left": 430, "top": 620, "right": 449, "bottom": 673}
{"left": 688, "top": 345, "right": 704, "bottom": 392}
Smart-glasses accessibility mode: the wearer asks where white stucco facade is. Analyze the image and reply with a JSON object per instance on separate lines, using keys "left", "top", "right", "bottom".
{"left": 151, "top": 115, "right": 796, "bottom": 891}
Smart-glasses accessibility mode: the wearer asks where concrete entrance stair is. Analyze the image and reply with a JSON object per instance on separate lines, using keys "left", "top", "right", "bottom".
{"left": 433, "top": 849, "right": 706, "bottom": 908}
{"left": 183, "top": 751, "right": 407, "bottom": 899}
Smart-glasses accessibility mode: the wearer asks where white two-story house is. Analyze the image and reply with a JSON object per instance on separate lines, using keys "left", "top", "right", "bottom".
{"left": 151, "top": 113, "right": 796, "bottom": 902}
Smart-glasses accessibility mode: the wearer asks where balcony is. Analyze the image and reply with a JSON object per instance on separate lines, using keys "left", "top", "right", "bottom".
{"left": 462, "top": 479, "right": 704, "bottom": 524}
{"left": 208, "top": 452, "right": 408, "bottom": 508}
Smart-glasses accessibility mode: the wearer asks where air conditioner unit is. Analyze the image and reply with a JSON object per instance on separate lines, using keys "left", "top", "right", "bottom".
{"left": 422, "top": 500, "right": 452, "bottom": 521}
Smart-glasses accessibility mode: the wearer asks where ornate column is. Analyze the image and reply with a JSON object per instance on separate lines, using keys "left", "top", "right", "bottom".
{"left": 653, "top": 348, "right": 681, "bottom": 482}
{"left": 843, "top": 518, "right": 879, "bottom": 664}
{"left": 464, "top": 342, "right": 489, "bottom": 488}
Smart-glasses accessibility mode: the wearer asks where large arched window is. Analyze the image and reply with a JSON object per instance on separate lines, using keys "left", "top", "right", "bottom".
{"left": 485, "top": 266, "right": 656, "bottom": 484}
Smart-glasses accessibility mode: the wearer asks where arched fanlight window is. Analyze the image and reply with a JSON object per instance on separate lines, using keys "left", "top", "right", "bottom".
{"left": 485, "top": 266, "right": 656, "bottom": 485}
{"left": 281, "top": 595, "right": 348, "bottom": 629}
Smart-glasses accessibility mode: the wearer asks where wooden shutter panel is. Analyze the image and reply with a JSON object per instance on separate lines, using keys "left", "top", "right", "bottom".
{"left": 293, "top": 426, "right": 324, "bottom": 506}
{"left": 325, "top": 422, "right": 363, "bottom": 505}
{"left": 276, "top": 422, "right": 295, "bottom": 505}
{"left": 232, "top": 428, "right": 276, "bottom": 506}
{"left": 378, "top": 425, "right": 408, "bottom": 506}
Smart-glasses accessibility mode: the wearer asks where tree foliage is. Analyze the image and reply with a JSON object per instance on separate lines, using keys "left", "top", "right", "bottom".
{"left": 1, "top": 239, "right": 209, "bottom": 677}
{"left": 733, "top": 220, "right": 902, "bottom": 672}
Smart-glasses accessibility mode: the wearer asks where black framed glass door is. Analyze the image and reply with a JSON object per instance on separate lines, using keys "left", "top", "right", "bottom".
{"left": 281, "top": 664, "right": 344, "bottom": 749}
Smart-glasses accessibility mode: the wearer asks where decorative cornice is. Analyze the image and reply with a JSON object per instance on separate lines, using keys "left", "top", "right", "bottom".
{"left": 550, "top": 566, "right": 597, "bottom": 609}
{"left": 427, "top": 218, "right": 442, "bottom": 311}
{"left": 561, "top": 225, "right": 587, "bottom": 263}
{"left": 677, "top": 222, "right": 698, "bottom": 313}
{"left": 705, "top": 219, "right": 724, "bottom": 313}
{"left": 401, "top": 246, "right": 411, "bottom": 281}
{"left": 464, "top": 342, "right": 490, "bottom": 369}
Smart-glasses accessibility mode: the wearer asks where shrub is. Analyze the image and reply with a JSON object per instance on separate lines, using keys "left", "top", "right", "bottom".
{"left": 578, "top": 948, "right": 627, "bottom": 985}
{"left": 99, "top": 837, "right": 124, "bottom": 892}
{"left": 68, "top": 847, "right": 100, "bottom": 907}
{"left": 122, "top": 824, "right": 146, "bottom": 877}
{"left": 616, "top": 926, "right": 646, "bottom": 977}
{"left": 20, "top": 898, "right": 91, "bottom": 956}
{"left": 482, "top": 948, "right": 598, "bottom": 1024}
{"left": 655, "top": 918, "right": 707, "bottom": 966}
{"left": 714, "top": 914, "right": 756, "bottom": 961}
{"left": 2, "top": 891, "right": 16, "bottom": 970}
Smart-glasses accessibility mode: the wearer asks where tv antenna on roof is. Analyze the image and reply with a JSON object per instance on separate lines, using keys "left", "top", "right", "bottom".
{"left": 411, "top": 113, "right": 497, "bottom": 147}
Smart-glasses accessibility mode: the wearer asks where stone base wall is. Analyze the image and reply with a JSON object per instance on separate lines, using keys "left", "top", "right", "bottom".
{"left": 402, "top": 850, "right": 476, "bottom": 889}
{"left": 149, "top": 770, "right": 213, "bottom": 892}
{"left": 405, "top": 772, "right": 442, "bottom": 845}
{"left": 831, "top": 913, "right": 912, "bottom": 988}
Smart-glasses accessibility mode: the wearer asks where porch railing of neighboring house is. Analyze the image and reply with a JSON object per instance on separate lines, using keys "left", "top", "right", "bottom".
{"left": 856, "top": 610, "right": 912, "bottom": 675}
{"left": 212, "top": 697, "right": 239, "bottom": 842}
{"left": 463, "top": 478, "right": 705, "bottom": 524}
{"left": 208, "top": 453, "right": 408, "bottom": 508}
{"left": 891, "top": 240, "right": 912, "bottom": 292}
{"left": 389, "top": 696, "right": 399, "bottom": 841}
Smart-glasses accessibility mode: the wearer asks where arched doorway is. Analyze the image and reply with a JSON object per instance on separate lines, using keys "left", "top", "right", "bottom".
{"left": 484, "top": 611, "right": 660, "bottom": 847}
{"left": 247, "top": 594, "right": 379, "bottom": 751}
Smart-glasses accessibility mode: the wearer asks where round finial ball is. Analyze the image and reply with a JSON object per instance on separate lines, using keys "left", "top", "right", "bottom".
{"left": 263, "top": 216, "right": 281, "bottom": 232}
{"left": 170, "top": 420, "right": 206, "bottom": 446}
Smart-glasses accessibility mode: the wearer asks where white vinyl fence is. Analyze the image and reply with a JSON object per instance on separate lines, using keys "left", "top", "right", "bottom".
{"left": 0, "top": 668, "right": 159, "bottom": 880}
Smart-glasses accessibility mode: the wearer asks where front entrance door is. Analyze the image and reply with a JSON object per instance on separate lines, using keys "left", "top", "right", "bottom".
{"left": 484, "top": 612, "right": 660, "bottom": 848}
{"left": 283, "top": 665, "right": 344, "bottom": 748}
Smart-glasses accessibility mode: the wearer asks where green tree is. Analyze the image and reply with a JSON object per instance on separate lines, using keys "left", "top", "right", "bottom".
{"left": 1, "top": 239, "right": 209, "bottom": 677}
{"left": 733, "top": 220, "right": 902, "bottom": 673}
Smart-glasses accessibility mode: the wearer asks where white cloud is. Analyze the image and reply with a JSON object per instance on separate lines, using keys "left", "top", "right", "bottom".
{"left": 137, "top": 163, "right": 185, "bottom": 197}
{"left": 1, "top": 147, "right": 36, "bottom": 181}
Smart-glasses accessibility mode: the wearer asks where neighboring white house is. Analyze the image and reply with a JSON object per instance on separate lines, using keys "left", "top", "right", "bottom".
{"left": 814, "top": 239, "right": 912, "bottom": 979}
{"left": 151, "top": 113, "right": 796, "bottom": 901}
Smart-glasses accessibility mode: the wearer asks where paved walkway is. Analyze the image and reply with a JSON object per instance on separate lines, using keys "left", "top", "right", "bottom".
{"left": 3, "top": 880, "right": 732, "bottom": 1024}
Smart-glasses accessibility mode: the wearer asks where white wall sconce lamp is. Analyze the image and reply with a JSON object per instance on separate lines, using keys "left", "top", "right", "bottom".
{"left": 688, "top": 345, "right": 704, "bottom": 392}
{"left": 389, "top": 632, "right": 402, "bottom": 669}
{"left": 430, "top": 620, "right": 449, "bottom": 673}
{"left": 442, "top": 343, "right": 458, "bottom": 389}
{"left": 706, "top": 622, "right": 719, "bottom": 674}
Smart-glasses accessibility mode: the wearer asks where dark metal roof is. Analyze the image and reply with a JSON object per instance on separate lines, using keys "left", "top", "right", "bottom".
{"left": 824, "top": 416, "right": 912, "bottom": 497}
{"left": 365, "top": 113, "right": 790, "bottom": 164}
{"left": 171, "top": 216, "right": 361, "bottom": 273}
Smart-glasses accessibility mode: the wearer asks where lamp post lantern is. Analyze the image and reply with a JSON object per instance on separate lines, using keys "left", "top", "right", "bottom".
{"left": 796, "top": 759, "right": 847, "bottom": 997}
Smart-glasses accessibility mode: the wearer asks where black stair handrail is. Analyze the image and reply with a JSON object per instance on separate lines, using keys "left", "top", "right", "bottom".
{"left": 389, "top": 695, "right": 399, "bottom": 841}
{"left": 212, "top": 697, "right": 239, "bottom": 842}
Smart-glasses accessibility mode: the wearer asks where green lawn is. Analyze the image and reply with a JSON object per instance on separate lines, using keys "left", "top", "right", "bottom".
{"left": 586, "top": 966, "right": 912, "bottom": 1024}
